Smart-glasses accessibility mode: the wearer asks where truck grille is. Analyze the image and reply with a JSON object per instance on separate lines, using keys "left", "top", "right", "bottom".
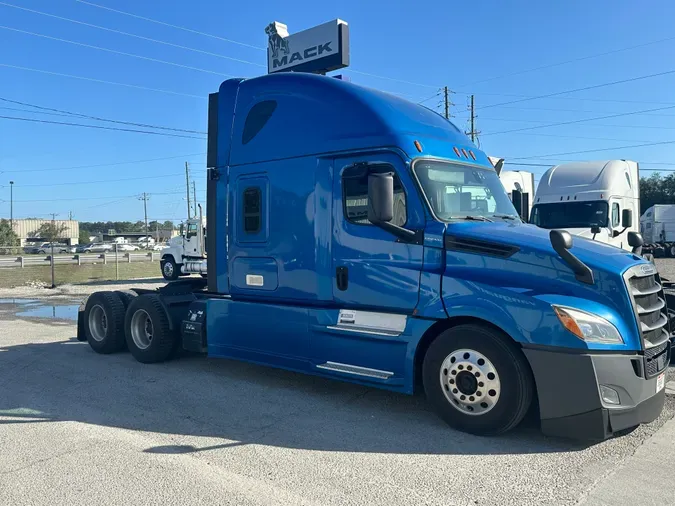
{"left": 625, "top": 265, "right": 670, "bottom": 355}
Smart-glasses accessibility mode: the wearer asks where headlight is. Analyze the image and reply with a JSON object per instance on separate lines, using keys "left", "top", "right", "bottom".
{"left": 553, "top": 306, "right": 623, "bottom": 344}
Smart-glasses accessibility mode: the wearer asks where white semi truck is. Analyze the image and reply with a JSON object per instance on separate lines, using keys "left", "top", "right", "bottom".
{"left": 160, "top": 209, "right": 207, "bottom": 280}
{"left": 640, "top": 204, "right": 675, "bottom": 257}
{"left": 530, "top": 160, "right": 639, "bottom": 252}
{"left": 489, "top": 156, "right": 535, "bottom": 221}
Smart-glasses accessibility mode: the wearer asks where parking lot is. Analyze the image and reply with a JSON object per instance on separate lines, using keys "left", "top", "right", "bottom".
{"left": 1, "top": 276, "right": 675, "bottom": 506}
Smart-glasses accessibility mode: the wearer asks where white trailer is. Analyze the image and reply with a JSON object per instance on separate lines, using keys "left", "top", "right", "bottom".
{"left": 530, "top": 160, "right": 639, "bottom": 252}
{"left": 640, "top": 204, "right": 675, "bottom": 256}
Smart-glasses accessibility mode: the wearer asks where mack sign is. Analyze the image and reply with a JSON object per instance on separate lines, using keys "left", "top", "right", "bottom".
{"left": 266, "top": 19, "right": 350, "bottom": 74}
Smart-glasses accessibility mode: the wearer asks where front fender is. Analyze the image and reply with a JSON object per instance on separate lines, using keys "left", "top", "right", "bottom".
{"left": 441, "top": 277, "right": 638, "bottom": 351}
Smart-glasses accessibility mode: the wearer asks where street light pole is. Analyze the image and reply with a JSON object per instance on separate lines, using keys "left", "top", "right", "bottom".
{"left": 9, "top": 181, "right": 14, "bottom": 228}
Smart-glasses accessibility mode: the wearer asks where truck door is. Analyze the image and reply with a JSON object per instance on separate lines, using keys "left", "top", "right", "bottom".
{"left": 184, "top": 222, "right": 201, "bottom": 257}
{"left": 331, "top": 153, "right": 424, "bottom": 313}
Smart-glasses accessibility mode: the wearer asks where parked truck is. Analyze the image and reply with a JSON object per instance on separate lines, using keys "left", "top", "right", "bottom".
{"left": 640, "top": 204, "right": 675, "bottom": 257}
{"left": 160, "top": 211, "right": 207, "bottom": 280}
{"left": 530, "top": 160, "right": 640, "bottom": 252}
{"left": 77, "top": 73, "right": 670, "bottom": 440}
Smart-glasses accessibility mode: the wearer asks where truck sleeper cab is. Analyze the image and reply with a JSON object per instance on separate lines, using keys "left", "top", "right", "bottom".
{"left": 78, "top": 73, "right": 669, "bottom": 440}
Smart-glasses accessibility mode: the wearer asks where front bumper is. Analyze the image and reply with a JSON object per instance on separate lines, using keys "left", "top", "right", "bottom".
{"left": 524, "top": 342, "right": 669, "bottom": 440}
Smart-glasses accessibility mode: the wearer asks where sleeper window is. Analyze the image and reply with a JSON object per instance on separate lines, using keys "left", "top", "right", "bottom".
{"left": 243, "top": 187, "right": 261, "bottom": 233}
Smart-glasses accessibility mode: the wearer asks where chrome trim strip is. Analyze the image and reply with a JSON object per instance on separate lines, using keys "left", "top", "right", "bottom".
{"left": 637, "top": 298, "right": 666, "bottom": 315}
{"left": 326, "top": 325, "right": 401, "bottom": 337}
{"left": 640, "top": 314, "right": 668, "bottom": 333}
{"left": 316, "top": 361, "right": 393, "bottom": 379}
{"left": 631, "top": 282, "right": 662, "bottom": 296}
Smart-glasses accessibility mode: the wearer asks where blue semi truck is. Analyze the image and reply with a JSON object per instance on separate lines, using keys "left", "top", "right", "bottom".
{"left": 78, "top": 72, "right": 671, "bottom": 439}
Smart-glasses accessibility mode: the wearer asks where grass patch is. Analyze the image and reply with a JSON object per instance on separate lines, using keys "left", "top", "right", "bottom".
{"left": 0, "top": 262, "right": 160, "bottom": 288}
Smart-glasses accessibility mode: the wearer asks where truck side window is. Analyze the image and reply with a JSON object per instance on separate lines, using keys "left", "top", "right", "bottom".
{"left": 611, "top": 203, "right": 620, "bottom": 227}
{"left": 343, "top": 164, "right": 406, "bottom": 226}
{"left": 243, "top": 187, "right": 262, "bottom": 233}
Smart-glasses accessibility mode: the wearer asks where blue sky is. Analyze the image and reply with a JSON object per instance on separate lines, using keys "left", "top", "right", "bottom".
{"left": 1, "top": 0, "right": 675, "bottom": 222}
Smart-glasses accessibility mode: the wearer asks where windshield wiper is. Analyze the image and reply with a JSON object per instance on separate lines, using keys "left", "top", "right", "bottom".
{"left": 452, "top": 215, "right": 493, "bottom": 222}
{"left": 491, "top": 214, "right": 519, "bottom": 221}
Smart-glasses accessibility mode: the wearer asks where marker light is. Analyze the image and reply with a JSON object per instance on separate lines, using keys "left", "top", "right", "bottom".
{"left": 553, "top": 306, "right": 623, "bottom": 344}
{"left": 468, "top": 150, "right": 476, "bottom": 160}
{"left": 461, "top": 148, "right": 468, "bottom": 158}
{"left": 414, "top": 140, "right": 423, "bottom": 152}
{"left": 453, "top": 147, "right": 461, "bottom": 157}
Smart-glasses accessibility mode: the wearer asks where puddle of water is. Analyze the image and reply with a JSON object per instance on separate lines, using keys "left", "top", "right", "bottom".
{"left": 0, "top": 299, "right": 40, "bottom": 305}
{"left": 16, "top": 304, "right": 80, "bottom": 321}
{"left": 0, "top": 298, "right": 80, "bottom": 321}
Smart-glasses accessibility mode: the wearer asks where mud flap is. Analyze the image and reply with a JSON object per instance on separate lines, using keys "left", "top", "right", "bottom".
{"left": 76, "top": 304, "right": 86, "bottom": 341}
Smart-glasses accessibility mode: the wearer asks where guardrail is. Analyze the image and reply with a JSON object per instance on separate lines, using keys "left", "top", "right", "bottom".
{"left": 0, "top": 252, "right": 161, "bottom": 268}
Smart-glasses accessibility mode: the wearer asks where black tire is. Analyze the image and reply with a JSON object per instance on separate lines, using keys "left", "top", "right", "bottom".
{"left": 114, "top": 290, "right": 138, "bottom": 310}
{"left": 423, "top": 324, "right": 534, "bottom": 436}
{"left": 124, "top": 294, "right": 177, "bottom": 363}
{"left": 655, "top": 247, "right": 666, "bottom": 258}
{"left": 83, "top": 291, "right": 127, "bottom": 354}
{"left": 161, "top": 256, "right": 180, "bottom": 281}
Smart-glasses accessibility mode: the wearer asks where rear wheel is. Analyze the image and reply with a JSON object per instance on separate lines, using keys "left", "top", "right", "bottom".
{"left": 125, "top": 294, "right": 177, "bottom": 363}
{"left": 83, "top": 291, "right": 126, "bottom": 354}
{"left": 423, "top": 324, "right": 534, "bottom": 436}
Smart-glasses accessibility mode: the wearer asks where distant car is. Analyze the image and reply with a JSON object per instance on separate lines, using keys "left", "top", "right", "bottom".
{"left": 117, "top": 244, "right": 140, "bottom": 252}
{"left": 152, "top": 243, "right": 166, "bottom": 251}
{"left": 82, "top": 243, "right": 113, "bottom": 253}
{"left": 25, "top": 242, "right": 69, "bottom": 254}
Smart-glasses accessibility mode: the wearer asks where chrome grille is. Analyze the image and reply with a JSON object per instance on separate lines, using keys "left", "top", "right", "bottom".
{"left": 625, "top": 265, "right": 670, "bottom": 351}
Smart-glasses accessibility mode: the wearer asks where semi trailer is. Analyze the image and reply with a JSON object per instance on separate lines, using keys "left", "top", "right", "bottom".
{"left": 78, "top": 73, "right": 670, "bottom": 440}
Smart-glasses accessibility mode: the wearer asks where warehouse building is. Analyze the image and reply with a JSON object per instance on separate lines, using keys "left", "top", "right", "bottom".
{"left": 10, "top": 219, "right": 79, "bottom": 247}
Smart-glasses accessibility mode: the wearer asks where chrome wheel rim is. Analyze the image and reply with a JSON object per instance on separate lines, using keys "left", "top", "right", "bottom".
{"left": 88, "top": 305, "right": 107, "bottom": 342}
{"left": 163, "top": 262, "right": 174, "bottom": 277}
{"left": 440, "top": 348, "right": 501, "bottom": 416}
{"left": 130, "top": 309, "right": 154, "bottom": 350}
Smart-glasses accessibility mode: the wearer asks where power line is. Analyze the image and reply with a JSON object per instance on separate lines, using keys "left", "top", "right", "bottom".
{"left": 510, "top": 139, "right": 675, "bottom": 161}
{"left": 500, "top": 131, "right": 655, "bottom": 143}
{"left": 0, "top": 115, "right": 206, "bottom": 139}
{"left": 480, "top": 68, "right": 675, "bottom": 110}
{"left": 0, "top": 25, "right": 241, "bottom": 78}
{"left": 0, "top": 97, "right": 206, "bottom": 134}
{"left": 0, "top": 153, "right": 205, "bottom": 174}
{"left": 75, "top": 0, "right": 265, "bottom": 51}
{"left": 2, "top": 173, "right": 185, "bottom": 188}
{"left": 3, "top": 190, "right": 186, "bottom": 203}
{"left": 504, "top": 161, "right": 675, "bottom": 172}
{"left": 460, "top": 35, "right": 675, "bottom": 88}
{"left": 482, "top": 104, "right": 675, "bottom": 136}
{"left": 0, "top": 63, "right": 205, "bottom": 99}
{"left": 75, "top": 0, "right": 443, "bottom": 91}
{"left": 494, "top": 104, "right": 675, "bottom": 117}
{"left": 0, "top": 2, "right": 266, "bottom": 68}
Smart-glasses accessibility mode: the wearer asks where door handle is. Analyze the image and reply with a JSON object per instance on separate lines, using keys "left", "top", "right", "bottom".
{"left": 336, "top": 266, "right": 348, "bottom": 291}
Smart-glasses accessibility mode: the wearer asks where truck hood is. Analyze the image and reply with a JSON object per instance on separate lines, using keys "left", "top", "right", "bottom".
{"left": 444, "top": 221, "right": 635, "bottom": 275}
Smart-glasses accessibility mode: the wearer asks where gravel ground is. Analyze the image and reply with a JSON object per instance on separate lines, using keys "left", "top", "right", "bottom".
{"left": 0, "top": 278, "right": 166, "bottom": 302}
{"left": 655, "top": 258, "right": 675, "bottom": 281}
{"left": 0, "top": 292, "right": 674, "bottom": 505}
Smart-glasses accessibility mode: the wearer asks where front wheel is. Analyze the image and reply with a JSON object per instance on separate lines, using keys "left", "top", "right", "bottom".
{"left": 161, "top": 257, "right": 180, "bottom": 281}
{"left": 423, "top": 324, "right": 534, "bottom": 436}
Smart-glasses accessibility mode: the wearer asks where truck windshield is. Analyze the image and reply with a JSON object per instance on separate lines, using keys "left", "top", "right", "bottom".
{"left": 530, "top": 201, "right": 609, "bottom": 229}
{"left": 413, "top": 160, "right": 519, "bottom": 221}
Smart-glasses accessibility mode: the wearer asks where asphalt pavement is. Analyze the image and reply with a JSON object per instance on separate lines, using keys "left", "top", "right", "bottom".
{"left": 1, "top": 298, "right": 675, "bottom": 506}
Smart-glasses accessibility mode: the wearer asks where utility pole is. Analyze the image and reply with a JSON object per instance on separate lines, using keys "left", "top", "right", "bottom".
{"left": 192, "top": 181, "right": 197, "bottom": 218}
{"left": 68, "top": 211, "right": 73, "bottom": 221}
{"left": 442, "top": 86, "right": 455, "bottom": 120}
{"left": 185, "top": 161, "right": 192, "bottom": 219}
{"left": 139, "top": 193, "right": 150, "bottom": 244}
{"left": 9, "top": 181, "right": 13, "bottom": 229}
{"left": 49, "top": 212, "right": 57, "bottom": 289}
{"left": 466, "top": 94, "right": 480, "bottom": 143}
